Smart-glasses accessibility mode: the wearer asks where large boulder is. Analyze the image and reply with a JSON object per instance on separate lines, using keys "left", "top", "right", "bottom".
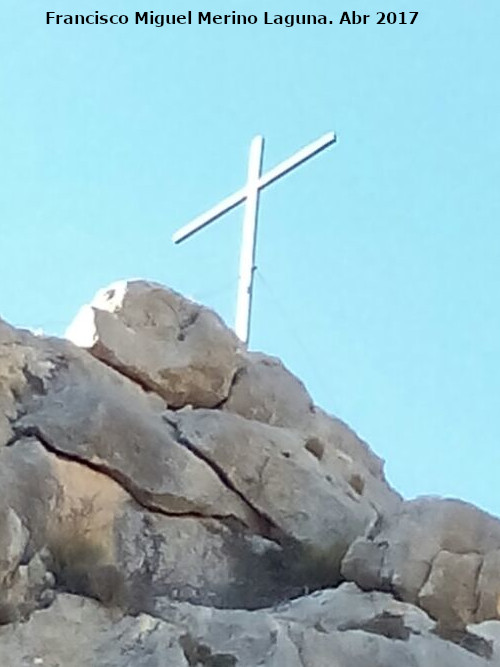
{"left": 342, "top": 498, "right": 500, "bottom": 629}
{"left": 223, "top": 351, "right": 315, "bottom": 428}
{"left": 15, "top": 341, "right": 254, "bottom": 525}
{"left": 166, "top": 407, "right": 377, "bottom": 578}
{"left": 65, "top": 280, "right": 242, "bottom": 408}
{"left": 223, "top": 350, "right": 400, "bottom": 518}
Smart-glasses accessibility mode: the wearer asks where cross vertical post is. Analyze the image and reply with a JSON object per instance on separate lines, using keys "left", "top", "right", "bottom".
{"left": 173, "top": 131, "right": 336, "bottom": 345}
{"left": 235, "top": 135, "right": 264, "bottom": 344}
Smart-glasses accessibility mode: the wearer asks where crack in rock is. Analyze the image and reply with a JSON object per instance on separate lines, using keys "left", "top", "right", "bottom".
{"left": 472, "top": 553, "right": 485, "bottom": 620}
{"left": 87, "top": 349, "right": 166, "bottom": 402}
{"left": 163, "top": 414, "right": 284, "bottom": 545}
{"left": 211, "top": 365, "right": 246, "bottom": 411}
{"left": 7, "top": 425, "right": 248, "bottom": 527}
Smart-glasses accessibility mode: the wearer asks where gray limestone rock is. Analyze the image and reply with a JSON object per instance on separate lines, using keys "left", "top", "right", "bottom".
{"left": 166, "top": 408, "right": 376, "bottom": 579}
{"left": 0, "top": 586, "right": 497, "bottom": 667}
{"left": 0, "top": 282, "right": 499, "bottom": 665}
{"left": 65, "top": 280, "right": 242, "bottom": 408}
{"left": 223, "top": 351, "right": 314, "bottom": 428}
{"left": 342, "top": 497, "right": 500, "bottom": 629}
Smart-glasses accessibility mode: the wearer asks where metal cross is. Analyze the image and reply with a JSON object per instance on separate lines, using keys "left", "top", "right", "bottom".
{"left": 173, "top": 132, "right": 336, "bottom": 344}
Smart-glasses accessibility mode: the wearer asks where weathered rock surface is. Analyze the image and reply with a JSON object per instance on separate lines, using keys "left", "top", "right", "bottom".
{"left": 166, "top": 408, "right": 377, "bottom": 576}
{"left": 14, "top": 343, "right": 254, "bottom": 524}
{"left": 342, "top": 498, "right": 500, "bottom": 630}
{"left": 65, "top": 280, "right": 242, "bottom": 408}
{"left": 223, "top": 351, "right": 315, "bottom": 428}
{"left": 0, "top": 280, "right": 500, "bottom": 665}
{"left": 0, "top": 585, "right": 498, "bottom": 666}
{"left": 223, "top": 352, "right": 400, "bottom": 518}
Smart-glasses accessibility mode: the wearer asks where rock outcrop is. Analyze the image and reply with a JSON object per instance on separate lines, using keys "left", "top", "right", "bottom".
{"left": 0, "top": 278, "right": 498, "bottom": 665}
{"left": 65, "top": 280, "right": 241, "bottom": 408}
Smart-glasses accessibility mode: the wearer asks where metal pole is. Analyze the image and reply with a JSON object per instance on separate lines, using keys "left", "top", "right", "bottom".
{"left": 235, "top": 135, "right": 264, "bottom": 344}
{"left": 172, "top": 132, "right": 336, "bottom": 344}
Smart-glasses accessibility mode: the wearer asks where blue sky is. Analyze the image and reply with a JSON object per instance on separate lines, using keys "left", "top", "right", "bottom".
{"left": 2, "top": 0, "right": 500, "bottom": 514}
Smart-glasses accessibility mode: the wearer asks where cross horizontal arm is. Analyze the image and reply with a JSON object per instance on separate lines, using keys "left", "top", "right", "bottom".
{"left": 172, "top": 186, "right": 247, "bottom": 244}
{"left": 172, "top": 131, "right": 336, "bottom": 245}
{"left": 258, "top": 131, "right": 336, "bottom": 190}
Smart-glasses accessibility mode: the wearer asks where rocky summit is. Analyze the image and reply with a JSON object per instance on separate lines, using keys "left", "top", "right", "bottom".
{"left": 0, "top": 279, "right": 499, "bottom": 666}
